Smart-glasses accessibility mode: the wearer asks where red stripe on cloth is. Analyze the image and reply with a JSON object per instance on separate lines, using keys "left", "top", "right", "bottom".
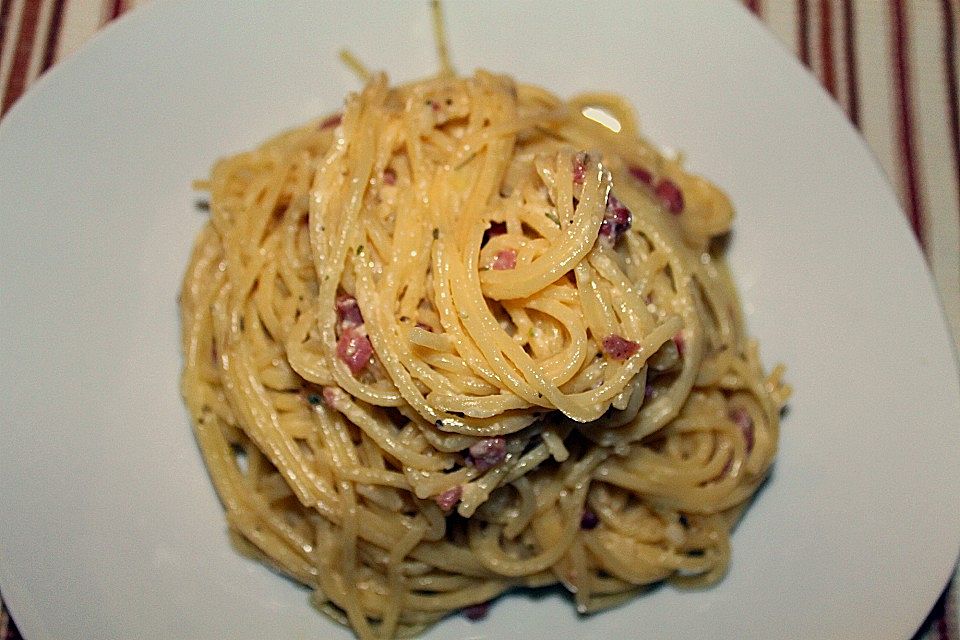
{"left": 2, "top": 0, "right": 44, "bottom": 115}
{"left": 890, "top": 0, "right": 926, "bottom": 248}
{"left": 111, "top": 0, "right": 125, "bottom": 20}
{"left": 842, "top": 0, "right": 861, "bottom": 127}
{"left": 943, "top": 0, "right": 960, "bottom": 247}
{"left": 819, "top": 0, "right": 838, "bottom": 98}
{"left": 745, "top": 0, "right": 763, "bottom": 18}
{"left": 798, "top": 0, "right": 811, "bottom": 65}
{"left": 42, "top": 0, "right": 67, "bottom": 71}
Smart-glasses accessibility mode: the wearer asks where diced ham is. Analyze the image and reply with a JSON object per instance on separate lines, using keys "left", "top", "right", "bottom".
{"left": 599, "top": 193, "right": 632, "bottom": 247}
{"left": 580, "top": 509, "right": 600, "bottom": 530}
{"left": 336, "top": 327, "right": 373, "bottom": 374}
{"left": 335, "top": 295, "right": 364, "bottom": 329}
{"left": 729, "top": 407, "right": 755, "bottom": 453}
{"left": 492, "top": 249, "right": 517, "bottom": 270}
{"left": 319, "top": 113, "right": 342, "bottom": 130}
{"left": 673, "top": 331, "right": 685, "bottom": 356}
{"left": 572, "top": 152, "right": 588, "bottom": 186}
{"left": 462, "top": 602, "right": 491, "bottom": 621}
{"left": 467, "top": 437, "right": 507, "bottom": 472}
{"left": 322, "top": 386, "right": 341, "bottom": 406}
{"left": 382, "top": 168, "right": 397, "bottom": 185}
{"left": 434, "top": 485, "right": 462, "bottom": 512}
{"left": 601, "top": 334, "right": 640, "bottom": 360}
{"left": 628, "top": 165, "right": 654, "bottom": 185}
{"left": 655, "top": 179, "right": 684, "bottom": 214}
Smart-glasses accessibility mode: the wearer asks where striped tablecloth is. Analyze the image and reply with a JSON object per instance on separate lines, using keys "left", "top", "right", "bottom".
{"left": 0, "top": 1, "right": 957, "bottom": 638}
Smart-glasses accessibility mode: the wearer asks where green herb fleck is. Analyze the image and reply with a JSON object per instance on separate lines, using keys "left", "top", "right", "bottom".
{"left": 307, "top": 393, "right": 322, "bottom": 406}
{"left": 545, "top": 211, "right": 561, "bottom": 226}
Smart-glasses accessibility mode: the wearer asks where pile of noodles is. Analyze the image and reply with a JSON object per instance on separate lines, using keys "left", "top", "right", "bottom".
{"left": 180, "top": 67, "right": 789, "bottom": 639}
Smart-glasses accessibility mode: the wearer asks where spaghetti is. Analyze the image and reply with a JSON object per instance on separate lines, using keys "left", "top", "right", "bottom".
{"left": 180, "top": 51, "right": 789, "bottom": 640}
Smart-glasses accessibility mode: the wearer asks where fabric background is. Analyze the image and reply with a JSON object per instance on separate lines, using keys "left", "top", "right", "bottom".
{"left": 0, "top": 0, "right": 957, "bottom": 638}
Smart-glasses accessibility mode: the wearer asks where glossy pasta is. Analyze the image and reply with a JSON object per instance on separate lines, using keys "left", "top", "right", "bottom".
{"left": 180, "top": 64, "right": 789, "bottom": 639}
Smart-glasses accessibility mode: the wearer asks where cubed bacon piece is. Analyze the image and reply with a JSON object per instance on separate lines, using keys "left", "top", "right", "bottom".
{"left": 319, "top": 113, "right": 342, "bottom": 130}
{"left": 599, "top": 193, "right": 632, "bottom": 247}
{"left": 463, "top": 602, "right": 491, "bottom": 621}
{"left": 655, "top": 178, "right": 684, "bottom": 214}
{"left": 467, "top": 437, "right": 507, "bottom": 472}
{"left": 673, "top": 331, "right": 686, "bottom": 356}
{"left": 601, "top": 334, "right": 640, "bottom": 360}
{"left": 628, "top": 165, "right": 654, "bottom": 185}
{"left": 492, "top": 249, "right": 517, "bottom": 270}
{"left": 336, "top": 327, "right": 373, "bottom": 374}
{"left": 580, "top": 509, "right": 600, "bottom": 530}
{"left": 572, "top": 152, "right": 588, "bottom": 185}
{"left": 729, "top": 407, "right": 755, "bottom": 453}
{"left": 434, "top": 485, "right": 462, "bottom": 512}
{"left": 322, "top": 386, "right": 341, "bottom": 406}
{"left": 335, "top": 295, "right": 364, "bottom": 329}
{"left": 382, "top": 168, "right": 397, "bottom": 185}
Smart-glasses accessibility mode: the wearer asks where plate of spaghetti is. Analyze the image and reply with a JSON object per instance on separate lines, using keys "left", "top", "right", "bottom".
{"left": 0, "top": 2, "right": 957, "bottom": 640}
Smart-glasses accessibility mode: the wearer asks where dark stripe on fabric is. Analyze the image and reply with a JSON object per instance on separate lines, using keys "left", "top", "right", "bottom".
{"left": 798, "top": 0, "right": 811, "bottom": 65}
{"left": 942, "top": 0, "right": 960, "bottom": 248}
{"left": 890, "top": 0, "right": 926, "bottom": 247}
{"left": 2, "top": 0, "right": 42, "bottom": 114}
{"left": 842, "top": 0, "right": 861, "bottom": 127}
{"left": 41, "top": 0, "right": 66, "bottom": 71}
{"left": 819, "top": 0, "right": 838, "bottom": 97}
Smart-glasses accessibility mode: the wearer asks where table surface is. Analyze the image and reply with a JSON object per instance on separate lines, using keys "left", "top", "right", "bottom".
{"left": 0, "top": 0, "right": 957, "bottom": 639}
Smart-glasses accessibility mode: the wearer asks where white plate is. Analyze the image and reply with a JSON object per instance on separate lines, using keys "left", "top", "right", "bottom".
{"left": 1, "top": 1, "right": 958, "bottom": 638}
